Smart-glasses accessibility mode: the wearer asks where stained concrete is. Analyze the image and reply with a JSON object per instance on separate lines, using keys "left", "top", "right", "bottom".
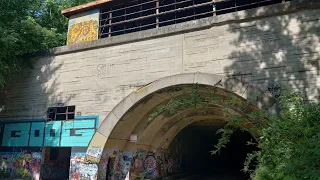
{"left": 2, "top": 1, "right": 319, "bottom": 123}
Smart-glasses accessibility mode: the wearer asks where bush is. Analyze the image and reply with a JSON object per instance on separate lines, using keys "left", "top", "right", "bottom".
{"left": 251, "top": 94, "right": 320, "bottom": 180}
{"left": 15, "top": 168, "right": 33, "bottom": 180}
{"left": 0, "top": 168, "right": 10, "bottom": 178}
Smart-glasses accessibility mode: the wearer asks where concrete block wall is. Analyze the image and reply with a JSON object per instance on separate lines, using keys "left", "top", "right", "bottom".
{"left": 0, "top": 1, "right": 319, "bottom": 124}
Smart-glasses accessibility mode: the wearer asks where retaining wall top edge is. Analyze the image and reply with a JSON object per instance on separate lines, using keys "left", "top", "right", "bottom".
{"left": 32, "top": 0, "right": 320, "bottom": 58}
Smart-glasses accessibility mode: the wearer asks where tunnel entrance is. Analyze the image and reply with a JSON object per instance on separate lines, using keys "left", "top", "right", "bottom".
{"left": 94, "top": 74, "right": 275, "bottom": 180}
{"left": 168, "top": 121, "right": 258, "bottom": 179}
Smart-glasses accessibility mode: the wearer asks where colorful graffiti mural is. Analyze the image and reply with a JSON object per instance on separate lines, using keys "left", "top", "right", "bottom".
{"left": 130, "top": 149, "right": 146, "bottom": 179}
{"left": 0, "top": 151, "right": 41, "bottom": 180}
{"left": 105, "top": 150, "right": 132, "bottom": 180}
{"left": 70, "top": 152, "right": 98, "bottom": 180}
{"left": 97, "top": 151, "right": 109, "bottom": 180}
{"left": 97, "top": 149, "right": 183, "bottom": 179}
{"left": 144, "top": 152, "right": 157, "bottom": 179}
{"left": 67, "top": 9, "right": 99, "bottom": 45}
{"left": 156, "top": 155, "right": 165, "bottom": 177}
{"left": 68, "top": 20, "right": 98, "bottom": 45}
{"left": 85, "top": 146, "right": 103, "bottom": 163}
{"left": 85, "top": 148, "right": 181, "bottom": 180}
{"left": 115, "top": 151, "right": 132, "bottom": 179}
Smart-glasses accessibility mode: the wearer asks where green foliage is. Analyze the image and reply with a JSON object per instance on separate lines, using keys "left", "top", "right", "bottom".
{"left": 0, "top": 0, "right": 91, "bottom": 88}
{"left": 249, "top": 94, "right": 320, "bottom": 180}
{"left": 148, "top": 81, "right": 225, "bottom": 124}
{"left": 15, "top": 168, "right": 32, "bottom": 180}
{"left": 0, "top": 167, "right": 33, "bottom": 179}
{"left": 149, "top": 82, "right": 320, "bottom": 179}
{"left": 148, "top": 84, "right": 203, "bottom": 123}
{"left": 210, "top": 127, "right": 233, "bottom": 155}
{"left": 0, "top": 168, "right": 10, "bottom": 178}
{"left": 148, "top": 81, "right": 260, "bottom": 155}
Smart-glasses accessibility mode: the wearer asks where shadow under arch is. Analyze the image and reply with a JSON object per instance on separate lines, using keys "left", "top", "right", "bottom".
{"left": 85, "top": 73, "right": 278, "bottom": 179}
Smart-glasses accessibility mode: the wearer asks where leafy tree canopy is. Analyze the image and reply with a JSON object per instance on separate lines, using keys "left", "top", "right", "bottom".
{"left": 0, "top": 0, "right": 91, "bottom": 88}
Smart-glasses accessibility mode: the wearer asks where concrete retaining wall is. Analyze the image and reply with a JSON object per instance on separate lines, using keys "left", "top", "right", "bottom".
{"left": 0, "top": 0, "right": 319, "bottom": 123}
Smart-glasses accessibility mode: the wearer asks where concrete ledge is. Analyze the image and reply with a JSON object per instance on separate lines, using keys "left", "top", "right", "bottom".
{"left": 35, "top": 0, "right": 320, "bottom": 57}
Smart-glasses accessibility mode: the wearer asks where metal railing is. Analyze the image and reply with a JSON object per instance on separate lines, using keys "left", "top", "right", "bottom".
{"left": 99, "top": 0, "right": 286, "bottom": 38}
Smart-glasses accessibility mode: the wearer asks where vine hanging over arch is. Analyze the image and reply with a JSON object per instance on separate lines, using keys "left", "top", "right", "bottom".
{"left": 148, "top": 79, "right": 269, "bottom": 172}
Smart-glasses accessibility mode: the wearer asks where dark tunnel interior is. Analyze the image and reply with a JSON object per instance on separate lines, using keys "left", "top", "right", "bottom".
{"left": 168, "top": 122, "right": 258, "bottom": 179}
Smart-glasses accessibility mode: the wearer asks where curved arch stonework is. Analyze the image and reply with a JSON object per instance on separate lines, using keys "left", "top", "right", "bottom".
{"left": 85, "top": 73, "right": 278, "bottom": 179}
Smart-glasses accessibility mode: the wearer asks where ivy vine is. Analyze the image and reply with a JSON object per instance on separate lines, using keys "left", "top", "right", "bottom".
{"left": 149, "top": 79, "right": 320, "bottom": 179}
{"left": 148, "top": 80, "right": 267, "bottom": 173}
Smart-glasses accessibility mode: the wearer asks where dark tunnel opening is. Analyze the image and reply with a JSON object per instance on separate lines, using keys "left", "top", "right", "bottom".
{"left": 168, "top": 122, "right": 258, "bottom": 179}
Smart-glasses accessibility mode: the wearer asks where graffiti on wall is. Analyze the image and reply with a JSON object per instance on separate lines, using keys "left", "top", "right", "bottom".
{"left": 115, "top": 151, "right": 132, "bottom": 179}
{"left": 70, "top": 152, "right": 85, "bottom": 180}
{"left": 67, "top": 9, "right": 99, "bottom": 45}
{"left": 68, "top": 20, "right": 98, "bottom": 45}
{"left": 0, "top": 151, "right": 41, "bottom": 180}
{"left": 96, "top": 147, "right": 120, "bottom": 180}
{"left": 70, "top": 152, "right": 98, "bottom": 180}
{"left": 97, "top": 152, "right": 109, "bottom": 180}
{"left": 144, "top": 152, "right": 157, "bottom": 179}
{"left": 130, "top": 149, "right": 146, "bottom": 178}
{"left": 105, "top": 150, "right": 132, "bottom": 180}
{"left": 156, "top": 155, "right": 165, "bottom": 176}
{"left": 96, "top": 148, "right": 181, "bottom": 180}
{"left": 78, "top": 163, "right": 98, "bottom": 180}
{"left": 85, "top": 146, "right": 103, "bottom": 163}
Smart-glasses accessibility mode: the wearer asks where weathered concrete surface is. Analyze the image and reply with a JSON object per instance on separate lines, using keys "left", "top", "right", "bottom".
{"left": 50, "top": 0, "right": 320, "bottom": 56}
{"left": 0, "top": 0, "right": 319, "bottom": 124}
{"left": 0, "top": 1, "right": 316, "bottom": 179}
{"left": 85, "top": 73, "right": 272, "bottom": 172}
{"left": 97, "top": 73, "right": 275, "bottom": 144}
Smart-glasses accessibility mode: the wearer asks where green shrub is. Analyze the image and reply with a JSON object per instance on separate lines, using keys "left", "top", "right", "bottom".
{"left": 15, "top": 168, "right": 32, "bottom": 180}
{"left": 0, "top": 168, "right": 10, "bottom": 178}
{"left": 250, "top": 94, "right": 320, "bottom": 180}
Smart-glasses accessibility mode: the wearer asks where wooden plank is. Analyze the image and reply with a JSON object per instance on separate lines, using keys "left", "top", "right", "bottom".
{"left": 60, "top": 120, "right": 96, "bottom": 147}
{"left": 29, "top": 122, "right": 45, "bottom": 147}
{"left": 62, "top": 0, "right": 112, "bottom": 17}
{"left": 44, "top": 121, "right": 62, "bottom": 147}
{"left": 2, "top": 123, "right": 31, "bottom": 147}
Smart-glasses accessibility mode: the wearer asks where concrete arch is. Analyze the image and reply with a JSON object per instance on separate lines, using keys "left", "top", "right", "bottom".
{"left": 85, "top": 73, "right": 278, "bottom": 179}
{"left": 86, "top": 72, "right": 277, "bottom": 155}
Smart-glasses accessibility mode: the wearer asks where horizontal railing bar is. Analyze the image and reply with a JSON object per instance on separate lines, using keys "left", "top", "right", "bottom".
{"left": 213, "top": 0, "right": 278, "bottom": 13}
{"left": 99, "top": 0, "right": 277, "bottom": 28}
{"left": 100, "top": 0, "right": 199, "bottom": 22}
{"left": 100, "top": 6, "right": 156, "bottom": 22}
{"left": 99, "top": 1, "right": 213, "bottom": 28}
{"left": 159, "top": 0, "right": 198, "bottom": 9}
{"left": 99, "top": 0, "right": 283, "bottom": 38}
{"left": 100, "top": 10, "right": 214, "bottom": 36}
{"left": 100, "top": 0, "right": 158, "bottom": 15}
{"left": 101, "top": 0, "right": 200, "bottom": 16}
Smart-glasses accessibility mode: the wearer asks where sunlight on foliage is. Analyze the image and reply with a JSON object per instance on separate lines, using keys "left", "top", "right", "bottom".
{"left": 149, "top": 82, "right": 320, "bottom": 180}
{"left": 0, "top": 0, "right": 91, "bottom": 88}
